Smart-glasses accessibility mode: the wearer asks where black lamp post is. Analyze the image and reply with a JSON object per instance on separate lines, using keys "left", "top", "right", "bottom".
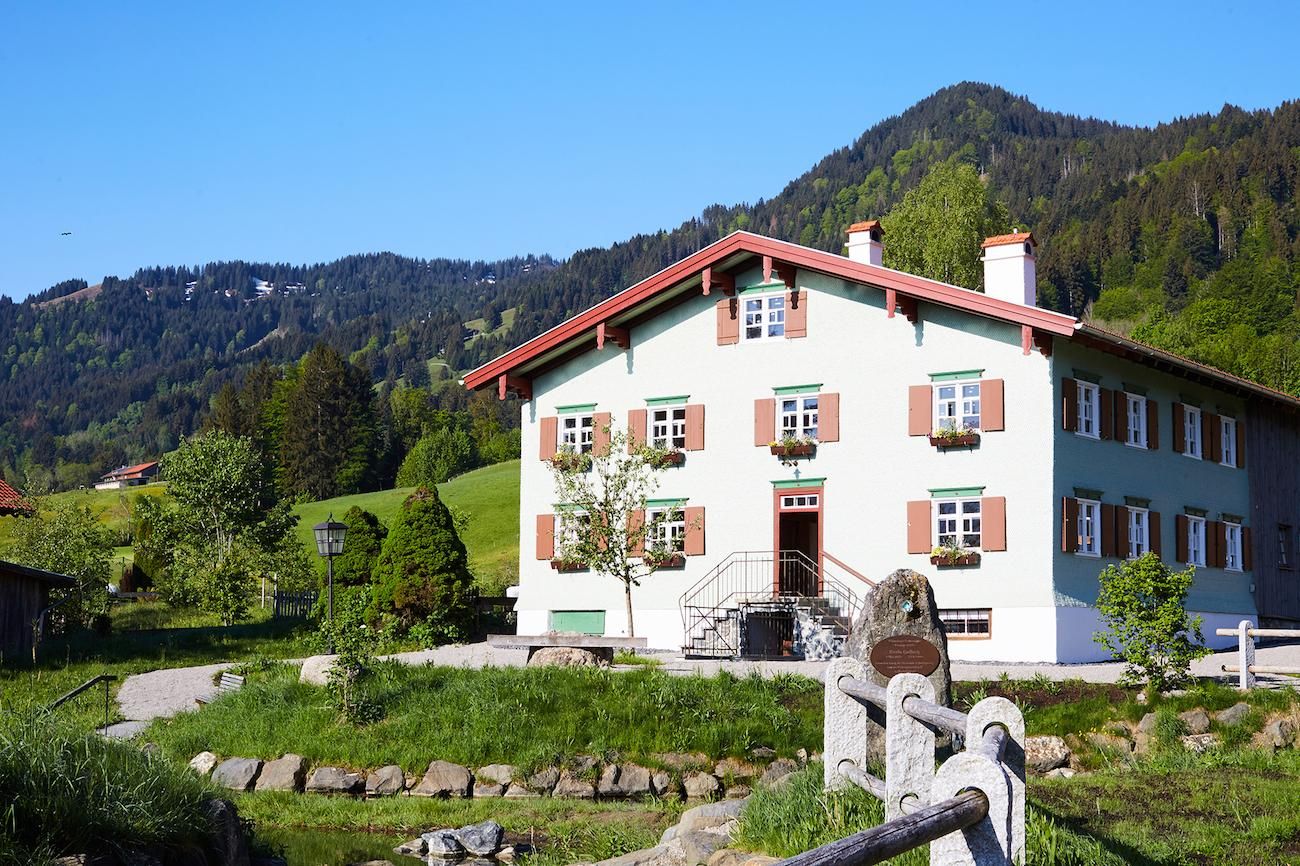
{"left": 312, "top": 513, "right": 347, "bottom": 652}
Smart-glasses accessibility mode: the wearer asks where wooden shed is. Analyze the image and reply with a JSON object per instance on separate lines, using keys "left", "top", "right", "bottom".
{"left": 0, "top": 560, "right": 75, "bottom": 659}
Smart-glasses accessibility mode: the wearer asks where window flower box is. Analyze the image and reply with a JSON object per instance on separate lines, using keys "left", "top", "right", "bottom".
{"left": 644, "top": 552, "right": 686, "bottom": 568}
{"left": 643, "top": 449, "right": 685, "bottom": 468}
{"left": 930, "top": 548, "right": 981, "bottom": 568}
{"left": 550, "top": 559, "right": 588, "bottom": 572}
{"left": 549, "top": 451, "right": 593, "bottom": 472}
{"left": 929, "top": 429, "right": 980, "bottom": 449}
{"left": 769, "top": 443, "right": 816, "bottom": 458}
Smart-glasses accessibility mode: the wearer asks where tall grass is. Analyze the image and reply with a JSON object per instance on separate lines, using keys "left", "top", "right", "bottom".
{"left": 0, "top": 712, "right": 219, "bottom": 865}
{"left": 146, "top": 663, "right": 822, "bottom": 772}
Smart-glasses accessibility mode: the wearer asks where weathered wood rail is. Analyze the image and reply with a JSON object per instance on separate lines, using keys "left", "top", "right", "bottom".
{"left": 783, "top": 657, "right": 1024, "bottom": 866}
{"left": 1217, "top": 620, "right": 1300, "bottom": 689}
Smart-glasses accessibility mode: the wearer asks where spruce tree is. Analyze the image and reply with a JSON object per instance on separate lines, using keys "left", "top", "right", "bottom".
{"left": 333, "top": 506, "right": 387, "bottom": 587}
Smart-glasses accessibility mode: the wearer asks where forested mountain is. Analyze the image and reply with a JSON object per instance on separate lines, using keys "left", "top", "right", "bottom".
{"left": 4, "top": 82, "right": 1298, "bottom": 492}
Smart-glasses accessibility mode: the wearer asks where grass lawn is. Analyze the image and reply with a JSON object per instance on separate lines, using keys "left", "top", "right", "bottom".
{"left": 0, "top": 483, "right": 168, "bottom": 552}
{"left": 143, "top": 662, "right": 822, "bottom": 773}
{"left": 291, "top": 460, "right": 520, "bottom": 585}
{"left": 240, "top": 793, "right": 677, "bottom": 866}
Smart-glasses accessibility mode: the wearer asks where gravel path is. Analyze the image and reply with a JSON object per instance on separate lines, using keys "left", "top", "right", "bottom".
{"left": 115, "top": 639, "right": 1300, "bottom": 725}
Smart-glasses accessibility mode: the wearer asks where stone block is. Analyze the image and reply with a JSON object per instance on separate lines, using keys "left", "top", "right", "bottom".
{"left": 527, "top": 647, "right": 609, "bottom": 668}
{"left": 367, "top": 765, "right": 406, "bottom": 797}
{"left": 413, "top": 761, "right": 473, "bottom": 798}
{"left": 255, "top": 754, "right": 307, "bottom": 792}
{"left": 211, "top": 757, "right": 262, "bottom": 792}
{"left": 455, "top": 820, "right": 505, "bottom": 856}
{"left": 298, "top": 654, "right": 338, "bottom": 686}
{"left": 475, "top": 764, "right": 518, "bottom": 785}
{"left": 682, "top": 772, "right": 721, "bottom": 800}
{"left": 1179, "top": 708, "right": 1211, "bottom": 735}
{"left": 713, "top": 758, "right": 758, "bottom": 780}
{"left": 1024, "top": 735, "right": 1070, "bottom": 774}
{"left": 421, "top": 831, "right": 465, "bottom": 859}
{"left": 758, "top": 758, "right": 798, "bottom": 787}
{"left": 189, "top": 751, "right": 218, "bottom": 776}
{"left": 526, "top": 766, "right": 560, "bottom": 794}
{"left": 553, "top": 770, "right": 596, "bottom": 799}
{"left": 305, "top": 766, "right": 364, "bottom": 795}
{"left": 1216, "top": 702, "right": 1251, "bottom": 726}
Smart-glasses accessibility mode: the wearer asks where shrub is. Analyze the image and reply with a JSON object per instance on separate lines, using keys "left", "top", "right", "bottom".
{"left": 1093, "top": 552, "right": 1211, "bottom": 692}
{"left": 370, "top": 486, "right": 475, "bottom": 639}
{"left": 332, "top": 506, "right": 387, "bottom": 586}
{"left": 10, "top": 498, "right": 114, "bottom": 630}
{"left": 396, "top": 426, "right": 477, "bottom": 487}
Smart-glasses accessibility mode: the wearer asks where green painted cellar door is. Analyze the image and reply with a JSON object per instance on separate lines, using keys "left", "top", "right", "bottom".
{"left": 549, "top": 610, "right": 606, "bottom": 635}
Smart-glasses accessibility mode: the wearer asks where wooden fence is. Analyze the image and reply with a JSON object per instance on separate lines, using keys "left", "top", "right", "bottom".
{"left": 1218, "top": 620, "right": 1300, "bottom": 689}
{"left": 273, "top": 590, "right": 319, "bottom": 619}
{"left": 784, "top": 658, "right": 1024, "bottom": 866}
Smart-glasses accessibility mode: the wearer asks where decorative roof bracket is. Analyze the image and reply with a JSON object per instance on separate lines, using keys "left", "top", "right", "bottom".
{"left": 497, "top": 374, "right": 532, "bottom": 402}
{"left": 596, "top": 322, "right": 630, "bottom": 350}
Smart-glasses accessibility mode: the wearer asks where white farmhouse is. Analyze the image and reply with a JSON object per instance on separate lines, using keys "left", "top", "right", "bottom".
{"left": 464, "top": 226, "right": 1300, "bottom": 663}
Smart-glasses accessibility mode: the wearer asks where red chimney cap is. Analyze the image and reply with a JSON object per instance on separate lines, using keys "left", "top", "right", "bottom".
{"left": 981, "top": 232, "right": 1035, "bottom": 249}
{"left": 847, "top": 220, "right": 883, "bottom": 235}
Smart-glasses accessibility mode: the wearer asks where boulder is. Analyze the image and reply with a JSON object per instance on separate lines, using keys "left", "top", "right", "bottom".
{"left": 597, "top": 847, "right": 675, "bottom": 866}
{"left": 526, "top": 766, "right": 560, "bottom": 794}
{"left": 189, "top": 751, "right": 219, "bottom": 776}
{"left": 748, "top": 747, "right": 776, "bottom": 760}
{"left": 1179, "top": 708, "right": 1212, "bottom": 735}
{"left": 1262, "top": 718, "right": 1295, "bottom": 749}
{"left": 305, "top": 767, "right": 364, "bottom": 795}
{"left": 298, "top": 654, "right": 338, "bottom": 686}
{"left": 682, "top": 771, "right": 721, "bottom": 800}
{"left": 723, "top": 785, "right": 751, "bottom": 800}
{"left": 650, "top": 771, "right": 675, "bottom": 798}
{"left": 212, "top": 757, "right": 262, "bottom": 792}
{"left": 366, "top": 765, "right": 406, "bottom": 797}
{"left": 455, "top": 820, "right": 505, "bottom": 857}
{"left": 1024, "top": 736, "right": 1071, "bottom": 774}
{"left": 497, "top": 846, "right": 516, "bottom": 861}
{"left": 474, "top": 781, "right": 506, "bottom": 798}
{"left": 528, "top": 646, "right": 609, "bottom": 668}
{"left": 759, "top": 759, "right": 798, "bottom": 787}
{"left": 598, "top": 763, "right": 653, "bottom": 798}
{"left": 675, "top": 830, "right": 730, "bottom": 865}
{"left": 1216, "top": 702, "right": 1251, "bottom": 726}
{"left": 204, "top": 798, "right": 251, "bottom": 866}
{"left": 1137, "top": 713, "right": 1158, "bottom": 735}
{"left": 570, "top": 754, "right": 599, "bottom": 772}
{"left": 393, "top": 839, "right": 425, "bottom": 857}
{"left": 713, "top": 758, "right": 758, "bottom": 780}
{"left": 476, "top": 764, "right": 518, "bottom": 785}
{"left": 421, "top": 831, "right": 465, "bottom": 859}
{"left": 413, "top": 761, "right": 473, "bottom": 798}
{"left": 553, "top": 770, "right": 596, "bottom": 799}
{"left": 1181, "top": 733, "right": 1219, "bottom": 754}
{"left": 843, "top": 570, "right": 952, "bottom": 758}
{"left": 255, "top": 754, "right": 307, "bottom": 793}
{"left": 504, "top": 783, "right": 541, "bottom": 798}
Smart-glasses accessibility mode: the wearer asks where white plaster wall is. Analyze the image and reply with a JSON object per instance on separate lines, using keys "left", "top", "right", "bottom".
{"left": 1054, "top": 605, "right": 1245, "bottom": 663}
{"left": 515, "top": 263, "right": 1059, "bottom": 659}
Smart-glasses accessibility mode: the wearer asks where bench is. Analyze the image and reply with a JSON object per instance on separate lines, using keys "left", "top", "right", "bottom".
{"left": 487, "top": 633, "right": 648, "bottom": 663}
{"left": 194, "top": 672, "right": 245, "bottom": 707}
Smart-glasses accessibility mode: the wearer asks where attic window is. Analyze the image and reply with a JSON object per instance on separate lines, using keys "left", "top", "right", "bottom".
{"left": 743, "top": 293, "right": 785, "bottom": 341}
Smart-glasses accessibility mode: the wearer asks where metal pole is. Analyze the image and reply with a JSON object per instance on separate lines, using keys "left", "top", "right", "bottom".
{"left": 104, "top": 678, "right": 110, "bottom": 731}
{"left": 327, "top": 555, "right": 335, "bottom": 654}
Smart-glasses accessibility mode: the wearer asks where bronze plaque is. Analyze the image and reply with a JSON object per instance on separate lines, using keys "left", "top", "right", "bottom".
{"left": 869, "top": 635, "right": 942, "bottom": 678}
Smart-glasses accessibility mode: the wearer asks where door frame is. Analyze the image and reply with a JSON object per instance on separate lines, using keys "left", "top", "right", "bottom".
{"left": 772, "top": 484, "right": 825, "bottom": 596}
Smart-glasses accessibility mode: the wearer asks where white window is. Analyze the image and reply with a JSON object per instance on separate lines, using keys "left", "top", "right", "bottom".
{"left": 1179, "top": 405, "right": 1201, "bottom": 458}
{"left": 743, "top": 293, "right": 785, "bottom": 341}
{"left": 1221, "top": 417, "right": 1238, "bottom": 467}
{"left": 936, "top": 382, "right": 981, "bottom": 431}
{"left": 646, "top": 508, "right": 685, "bottom": 553}
{"left": 561, "top": 414, "right": 595, "bottom": 453}
{"left": 651, "top": 407, "right": 686, "bottom": 450}
{"left": 780, "top": 396, "right": 818, "bottom": 439}
{"left": 1187, "top": 516, "right": 1206, "bottom": 567}
{"left": 780, "top": 494, "right": 820, "bottom": 510}
{"left": 936, "top": 499, "right": 982, "bottom": 550}
{"left": 1128, "top": 507, "right": 1149, "bottom": 559}
{"left": 1077, "top": 499, "right": 1101, "bottom": 557}
{"left": 1225, "top": 522, "right": 1243, "bottom": 571}
{"left": 1126, "top": 394, "right": 1147, "bottom": 448}
{"left": 557, "top": 511, "right": 590, "bottom": 549}
{"left": 1077, "top": 382, "right": 1100, "bottom": 439}
{"left": 939, "top": 609, "right": 991, "bottom": 636}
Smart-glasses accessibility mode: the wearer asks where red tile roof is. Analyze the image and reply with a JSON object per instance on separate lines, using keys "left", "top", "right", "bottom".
{"left": 981, "top": 232, "right": 1035, "bottom": 248}
{"left": 102, "top": 461, "right": 159, "bottom": 481}
{"left": 0, "top": 479, "right": 33, "bottom": 515}
{"left": 847, "top": 220, "right": 882, "bottom": 233}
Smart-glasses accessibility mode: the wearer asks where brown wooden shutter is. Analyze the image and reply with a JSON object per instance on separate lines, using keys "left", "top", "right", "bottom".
{"left": 535, "top": 514, "right": 555, "bottom": 560}
{"left": 684, "top": 404, "right": 705, "bottom": 451}
{"left": 1061, "top": 378, "right": 1078, "bottom": 432}
{"left": 1113, "top": 391, "right": 1128, "bottom": 442}
{"left": 785, "top": 290, "right": 807, "bottom": 338}
{"left": 1115, "top": 506, "right": 1131, "bottom": 558}
{"left": 1100, "top": 503, "right": 1117, "bottom": 557}
{"left": 1175, "top": 514, "right": 1189, "bottom": 563}
{"left": 629, "top": 509, "right": 645, "bottom": 556}
{"left": 1209, "top": 521, "right": 1226, "bottom": 568}
{"left": 627, "top": 408, "right": 647, "bottom": 453}
{"left": 981, "top": 497, "right": 1006, "bottom": 551}
{"left": 1062, "top": 497, "right": 1080, "bottom": 553}
{"left": 1149, "top": 510, "right": 1162, "bottom": 558}
{"left": 539, "top": 416, "right": 558, "bottom": 461}
{"left": 908, "top": 385, "right": 932, "bottom": 436}
{"left": 1205, "top": 412, "right": 1221, "bottom": 463}
{"left": 1173, "top": 403, "right": 1186, "bottom": 453}
{"left": 1243, "top": 526, "right": 1253, "bottom": 570}
{"left": 1236, "top": 420, "right": 1246, "bottom": 469}
{"left": 906, "top": 500, "right": 932, "bottom": 554}
{"left": 716, "top": 297, "right": 739, "bottom": 345}
{"left": 754, "top": 398, "right": 776, "bottom": 446}
{"left": 1146, "top": 399, "right": 1159, "bottom": 450}
{"left": 819, "top": 393, "right": 840, "bottom": 442}
{"left": 981, "top": 379, "right": 1004, "bottom": 431}
{"left": 592, "top": 412, "right": 612, "bottom": 454}
{"left": 1099, "top": 388, "right": 1113, "bottom": 441}
{"left": 684, "top": 506, "right": 705, "bottom": 556}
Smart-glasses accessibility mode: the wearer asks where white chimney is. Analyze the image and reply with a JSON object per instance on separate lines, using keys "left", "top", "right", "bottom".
{"left": 846, "top": 220, "right": 884, "bottom": 266}
{"left": 981, "top": 233, "right": 1037, "bottom": 306}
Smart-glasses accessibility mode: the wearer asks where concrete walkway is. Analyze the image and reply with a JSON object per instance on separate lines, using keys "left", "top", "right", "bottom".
{"left": 113, "top": 639, "right": 1300, "bottom": 728}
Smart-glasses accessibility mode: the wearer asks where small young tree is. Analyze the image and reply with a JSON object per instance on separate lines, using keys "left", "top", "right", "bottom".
{"left": 1093, "top": 552, "right": 1211, "bottom": 692}
{"left": 11, "top": 498, "right": 114, "bottom": 630}
{"left": 548, "top": 426, "right": 685, "bottom": 638}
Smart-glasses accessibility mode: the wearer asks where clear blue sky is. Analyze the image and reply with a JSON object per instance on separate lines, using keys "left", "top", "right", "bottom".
{"left": 2, "top": 1, "right": 1297, "bottom": 300}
